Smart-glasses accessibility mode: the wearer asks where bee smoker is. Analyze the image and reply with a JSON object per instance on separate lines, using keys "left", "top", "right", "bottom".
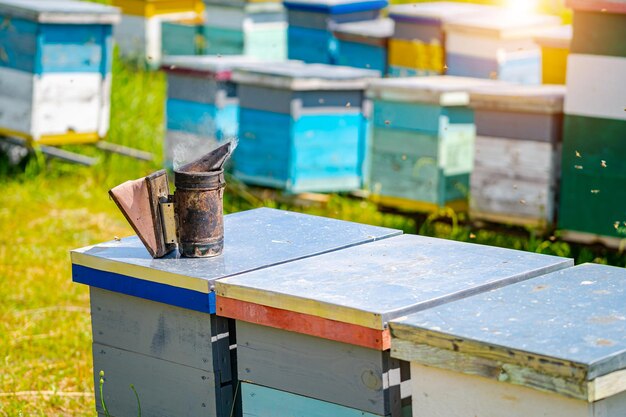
{"left": 109, "top": 142, "right": 233, "bottom": 258}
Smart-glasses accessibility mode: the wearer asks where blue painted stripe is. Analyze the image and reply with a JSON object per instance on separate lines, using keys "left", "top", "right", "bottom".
{"left": 288, "top": 26, "right": 336, "bottom": 64}
{"left": 167, "top": 99, "right": 239, "bottom": 139}
{"left": 39, "top": 24, "right": 111, "bottom": 74}
{"left": 0, "top": 16, "right": 38, "bottom": 73}
{"left": 241, "top": 382, "right": 383, "bottom": 417}
{"left": 0, "top": 16, "right": 113, "bottom": 74}
{"left": 72, "top": 264, "right": 215, "bottom": 314}
{"left": 336, "top": 40, "right": 387, "bottom": 72}
{"left": 235, "top": 107, "right": 366, "bottom": 191}
{"left": 373, "top": 100, "right": 474, "bottom": 133}
{"left": 283, "top": 1, "right": 387, "bottom": 14}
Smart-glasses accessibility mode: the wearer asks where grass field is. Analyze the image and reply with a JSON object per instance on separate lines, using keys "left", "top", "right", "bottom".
{"left": 1, "top": 48, "right": 624, "bottom": 417}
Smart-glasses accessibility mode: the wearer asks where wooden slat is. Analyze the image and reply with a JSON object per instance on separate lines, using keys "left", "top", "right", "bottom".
{"left": 241, "top": 382, "right": 386, "bottom": 417}
{"left": 217, "top": 296, "right": 390, "bottom": 350}
{"left": 92, "top": 343, "right": 232, "bottom": 417}
{"left": 236, "top": 321, "right": 393, "bottom": 416}
{"left": 90, "top": 288, "right": 232, "bottom": 382}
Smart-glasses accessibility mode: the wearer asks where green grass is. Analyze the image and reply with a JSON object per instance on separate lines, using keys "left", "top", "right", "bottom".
{"left": 0, "top": 50, "right": 624, "bottom": 416}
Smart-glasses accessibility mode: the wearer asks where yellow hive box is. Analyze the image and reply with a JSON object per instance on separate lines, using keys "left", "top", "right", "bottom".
{"left": 389, "top": 38, "right": 444, "bottom": 73}
{"left": 534, "top": 25, "right": 572, "bottom": 84}
{"left": 111, "top": 0, "right": 204, "bottom": 18}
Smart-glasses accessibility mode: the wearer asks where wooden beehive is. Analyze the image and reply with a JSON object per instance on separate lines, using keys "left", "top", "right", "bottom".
{"left": 534, "top": 25, "right": 572, "bottom": 84}
{"left": 111, "top": 0, "right": 204, "bottom": 67}
{"left": 232, "top": 61, "right": 380, "bottom": 193}
{"left": 202, "top": 0, "right": 286, "bottom": 60}
{"left": 216, "top": 234, "right": 572, "bottom": 417}
{"left": 72, "top": 207, "right": 400, "bottom": 417}
{"left": 390, "top": 263, "right": 626, "bottom": 417}
{"left": 0, "top": 0, "right": 120, "bottom": 145}
{"left": 469, "top": 84, "right": 566, "bottom": 227}
{"left": 387, "top": 2, "right": 495, "bottom": 77}
{"left": 332, "top": 18, "right": 394, "bottom": 73}
{"left": 161, "top": 55, "right": 260, "bottom": 169}
{"left": 443, "top": 10, "right": 560, "bottom": 84}
{"left": 558, "top": 0, "right": 626, "bottom": 246}
{"left": 366, "top": 75, "right": 502, "bottom": 212}
{"left": 284, "top": 0, "right": 388, "bottom": 64}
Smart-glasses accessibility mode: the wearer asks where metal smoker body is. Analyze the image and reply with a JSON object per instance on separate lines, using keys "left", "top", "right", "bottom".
{"left": 109, "top": 143, "right": 233, "bottom": 258}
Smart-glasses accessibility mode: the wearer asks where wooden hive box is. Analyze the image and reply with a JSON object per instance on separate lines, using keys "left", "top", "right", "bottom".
{"left": 161, "top": 55, "right": 260, "bottom": 170}
{"left": 202, "top": 0, "right": 286, "bottom": 60}
{"left": 558, "top": 0, "right": 626, "bottom": 247}
{"left": 387, "top": 2, "right": 496, "bottom": 77}
{"left": 443, "top": 10, "right": 560, "bottom": 84}
{"left": 390, "top": 263, "right": 626, "bottom": 417}
{"left": 332, "top": 18, "right": 394, "bottom": 73}
{"left": 366, "top": 75, "right": 502, "bottom": 212}
{"left": 533, "top": 25, "right": 572, "bottom": 85}
{"left": 215, "top": 234, "right": 572, "bottom": 417}
{"left": 161, "top": 16, "right": 206, "bottom": 57}
{"left": 284, "top": 0, "right": 388, "bottom": 64}
{"left": 469, "top": 84, "right": 566, "bottom": 227}
{"left": 111, "top": 0, "right": 204, "bottom": 67}
{"left": 232, "top": 61, "right": 380, "bottom": 193}
{"left": 0, "top": 0, "right": 119, "bottom": 145}
{"left": 71, "top": 207, "right": 400, "bottom": 417}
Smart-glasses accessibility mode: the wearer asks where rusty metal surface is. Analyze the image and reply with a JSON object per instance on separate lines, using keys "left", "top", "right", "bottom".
{"left": 174, "top": 170, "right": 226, "bottom": 258}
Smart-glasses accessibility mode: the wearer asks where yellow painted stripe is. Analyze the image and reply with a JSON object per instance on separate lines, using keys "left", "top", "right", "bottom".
{"left": 541, "top": 46, "right": 568, "bottom": 85}
{"left": 388, "top": 38, "right": 444, "bottom": 73}
{"left": 371, "top": 195, "right": 468, "bottom": 214}
{"left": 0, "top": 127, "right": 101, "bottom": 145}
{"left": 215, "top": 282, "right": 384, "bottom": 330}
{"left": 71, "top": 251, "right": 210, "bottom": 293}
{"left": 112, "top": 0, "right": 204, "bottom": 17}
{"left": 38, "top": 132, "right": 100, "bottom": 145}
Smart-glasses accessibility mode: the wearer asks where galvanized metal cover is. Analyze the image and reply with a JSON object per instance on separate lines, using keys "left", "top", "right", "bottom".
{"left": 216, "top": 234, "right": 573, "bottom": 329}
{"left": 71, "top": 207, "right": 401, "bottom": 293}
{"left": 390, "top": 263, "right": 626, "bottom": 379}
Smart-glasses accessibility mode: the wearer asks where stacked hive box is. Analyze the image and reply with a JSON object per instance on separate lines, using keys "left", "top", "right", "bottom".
{"left": 332, "top": 18, "right": 394, "bottom": 73}
{"left": 469, "top": 85, "right": 566, "bottom": 228}
{"left": 285, "top": 0, "right": 388, "bottom": 64}
{"left": 558, "top": 0, "right": 626, "bottom": 246}
{"left": 366, "top": 76, "right": 500, "bottom": 212}
{"left": 112, "top": 0, "right": 204, "bottom": 67}
{"left": 534, "top": 25, "right": 572, "bottom": 84}
{"left": 203, "top": 0, "right": 286, "bottom": 60}
{"left": 387, "top": 2, "right": 495, "bottom": 77}
{"left": 444, "top": 10, "right": 560, "bottom": 84}
{"left": 232, "top": 62, "right": 379, "bottom": 193}
{"left": 216, "top": 234, "right": 572, "bottom": 417}
{"left": 390, "top": 263, "right": 626, "bottom": 417}
{"left": 72, "top": 208, "right": 400, "bottom": 417}
{"left": 161, "top": 55, "right": 259, "bottom": 170}
{"left": 0, "top": 0, "right": 119, "bottom": 145}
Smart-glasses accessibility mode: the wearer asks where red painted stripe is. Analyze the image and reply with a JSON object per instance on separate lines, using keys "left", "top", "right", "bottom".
{"left": 217, "top": 296, "right": 390, "bottom": 351}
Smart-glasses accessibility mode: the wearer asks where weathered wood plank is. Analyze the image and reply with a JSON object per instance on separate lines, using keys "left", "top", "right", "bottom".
{"left": 389, "top": 263, "right": 626, "bottom": 398}
{"left": 93, "top": 343, "right": 233, "bottom": 417}
{"left": 409, "top": 362, "right": 589, "bottom": 417}
{"left": 90, "top": 287, "right": 232, "bottom": 382}
{"left": 236, "top": 321, "right": 395, "bottom": 415}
